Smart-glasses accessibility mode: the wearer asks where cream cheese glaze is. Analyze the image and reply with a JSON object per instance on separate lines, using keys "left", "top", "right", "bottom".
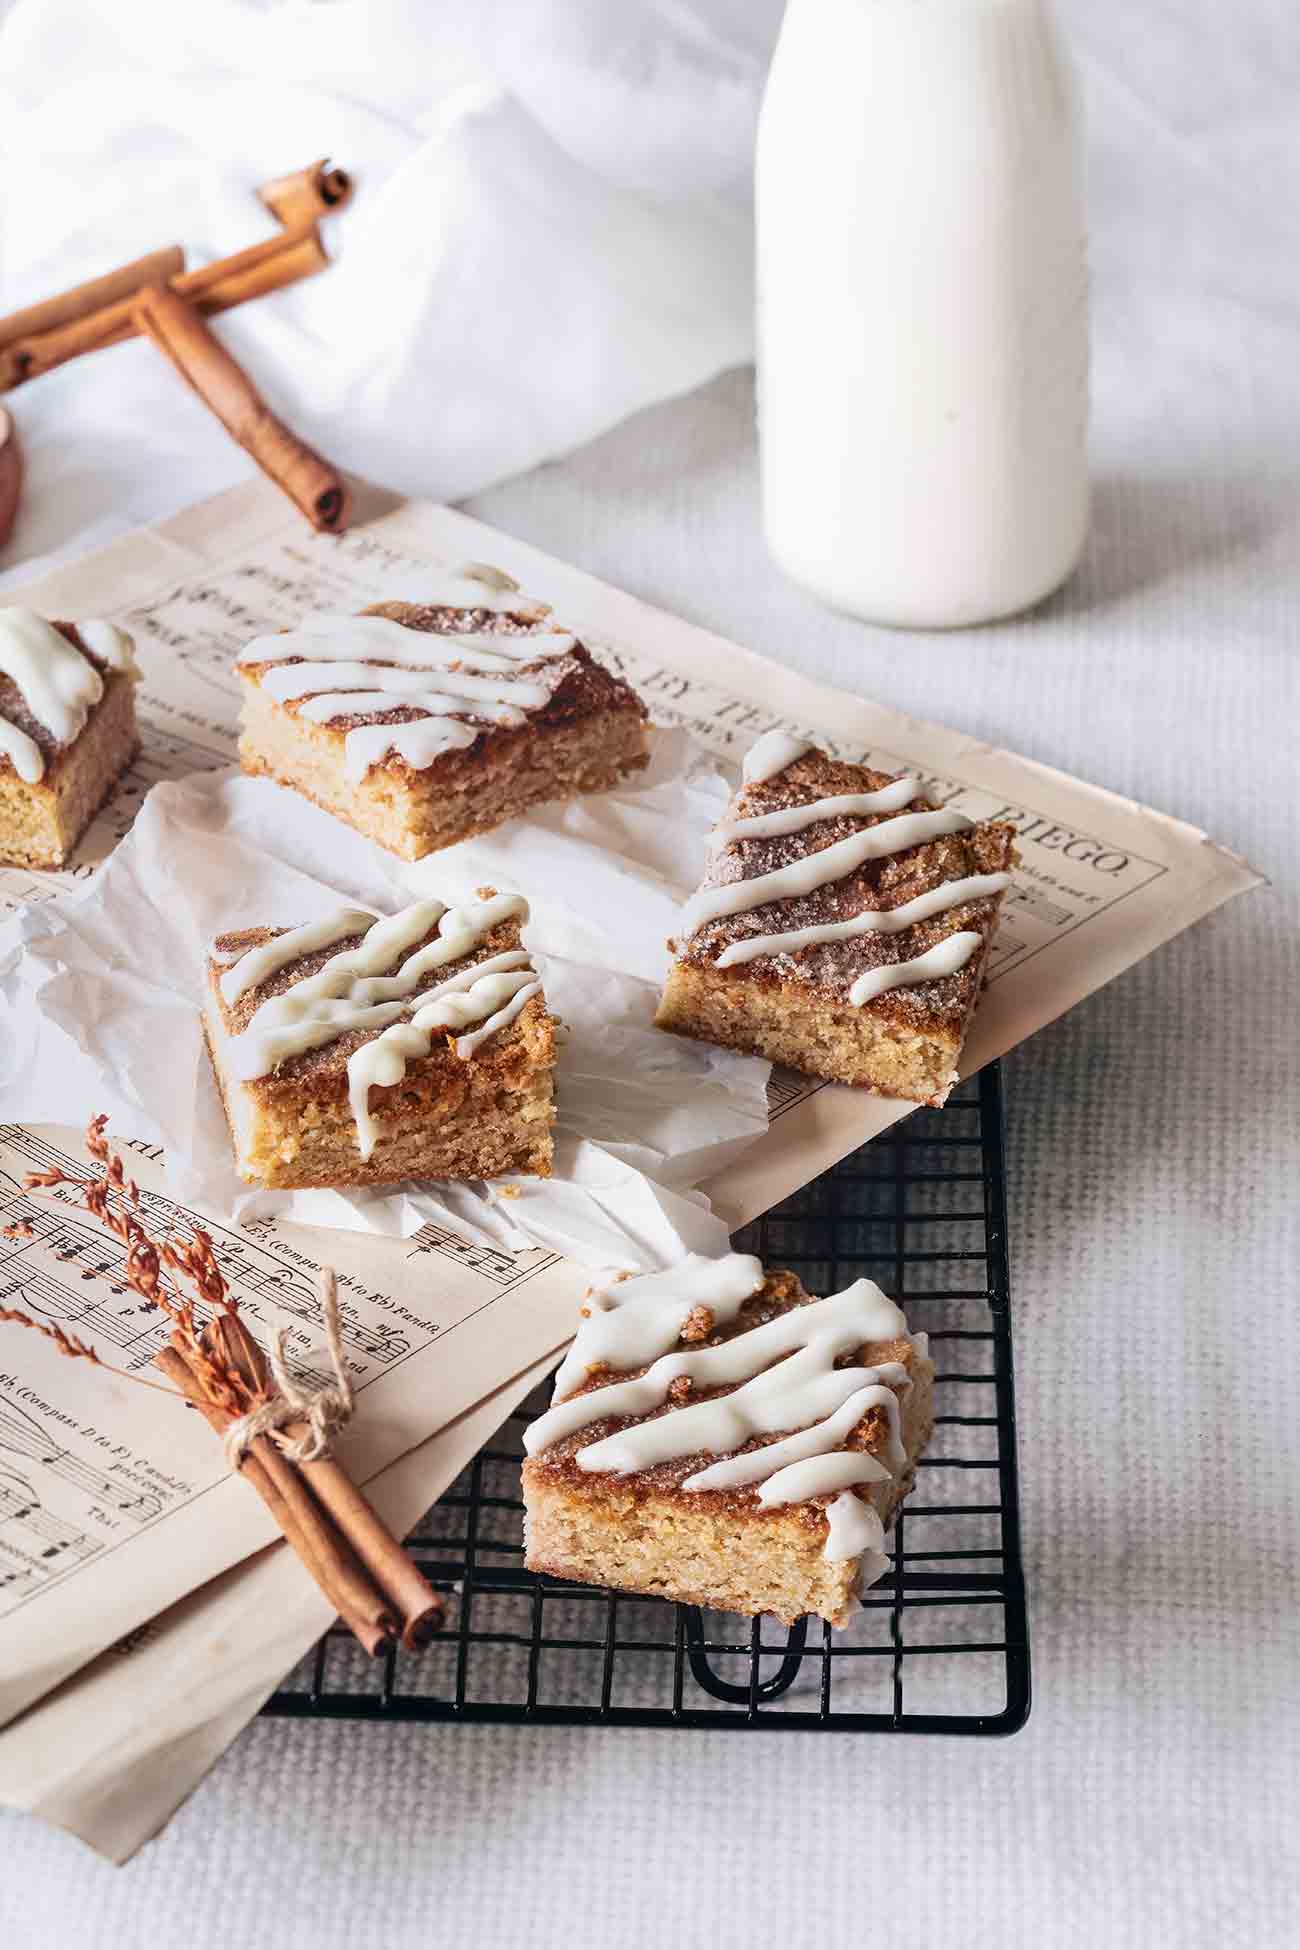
{"left": 713, "top": 870, "right": 1012, "bottom": 970}
{"left": 680, "top": 805, "right": 972, "bottom": 936}
{"left": 551, "top": 1253, "right": 767, "bottom": 1399}
{"left": 238, "top": 589, "right": 578, "bottom": 783}
{"left": 215, "top": 893, "right": 542, "bottom": 1161}
{"left": 740, "top": 729, "right": 812, "bottom": 784}
{"left": 714, "top": 775, "right": 920, "bottom": 842}
{"left": 0, "top": 609, "right": 136, "bottom": 782}
{"left": 683, "top": 729, "right": 1011, "bottom": 1015}
{"left": 0, "top": 718, "right": 43, "bottom": 783}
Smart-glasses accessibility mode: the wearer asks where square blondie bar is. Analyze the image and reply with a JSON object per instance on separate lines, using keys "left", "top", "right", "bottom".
{"left": 0, "top": 609, "right": 138, "bottom": 870}
{"left": 204, "top": 888, "right": 557, "bottom": 1190}
{"left": 237, "top": 566, "right": 649, "bottom": 861}
{"left": 655, "top": 731, "right": 1015, "bottom": 1105}
{"left": 522, "top": 1253, "right": 934, "bottom": 1627}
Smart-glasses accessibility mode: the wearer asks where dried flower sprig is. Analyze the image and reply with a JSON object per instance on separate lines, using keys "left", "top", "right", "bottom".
{"left": 14, "top": 1116, "right": 265, "bottom": 1422}
{"left": 0, "top": 1299, "right": 195, "bottom": 1398}
{"left": 0, "top": 1302, "right": 100, "bottom": 1365}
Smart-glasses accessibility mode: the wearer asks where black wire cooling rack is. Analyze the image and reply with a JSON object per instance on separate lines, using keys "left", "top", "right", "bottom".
{"left": 265, "top": 1062, "right": 1029, "bottom": 1735}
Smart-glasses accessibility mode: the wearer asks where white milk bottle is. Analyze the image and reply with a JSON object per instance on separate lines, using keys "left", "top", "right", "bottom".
{"left": 756, "top": 0, "right": 1089, "bottom": 627}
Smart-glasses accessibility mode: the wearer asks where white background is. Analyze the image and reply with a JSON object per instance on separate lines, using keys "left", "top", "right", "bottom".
{"left": 1, "top": 2, "right": 1297, "bottom": 1946}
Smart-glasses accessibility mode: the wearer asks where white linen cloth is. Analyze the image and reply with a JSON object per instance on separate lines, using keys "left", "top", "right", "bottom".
{"left": 0, "top": 0, "right": 777, "bottom": 573}
{"left": 0, "top": 3, "right": 1297, "bottom": 1948}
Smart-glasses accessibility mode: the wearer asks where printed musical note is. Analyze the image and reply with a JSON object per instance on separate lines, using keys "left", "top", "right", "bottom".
{"left": 0, "top": 1402, "right": 164, "bottom": 1524}
{"left": 405, "top": 1221, "right": 552, "bottom": 1290}
{"left": 0, "top": 1468, "right": 102, "bottom": 1604}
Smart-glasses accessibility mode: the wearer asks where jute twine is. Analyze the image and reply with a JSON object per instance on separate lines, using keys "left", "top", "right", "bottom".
{"left": 223, "top": 1267, "right": 353, "bottom": 1468}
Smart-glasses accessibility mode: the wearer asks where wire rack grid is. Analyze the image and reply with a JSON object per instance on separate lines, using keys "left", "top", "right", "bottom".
{"left": 265, "top": 1062, "right": 1029, "bottom": 1735}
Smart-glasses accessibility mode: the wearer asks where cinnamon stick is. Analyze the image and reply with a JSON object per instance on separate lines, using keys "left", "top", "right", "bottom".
{"left": 259, "top": 159, "right": 352, "bottom": 229}
{"left": 0, "top": 407, "right": 20, "bottom": 550}
{"left": 297, "top": 1453, "right": 444, "bottom": 1648}
{"left": 0, "top": 234, "right": 321, "bottom": 391}
{"left": 205, "top": 1313, "right": 442, "bottom": 1649}
{"left": 243, "top": 1425, "right": 397, "bottom": 1654}
{"left": 0, "top": 160, "right": 352, "bottom": 393}
{"left": 155, "top": 1344, "right": 395, "bottom": 1657}
{"left": 132, "top": 282, "right": 349, "bottom": 532}
{"left": 14, "top": 1119, "right": 427, "bottom": 1661}
{"left": 254, "top": 1275, "right": 443, "bottom": 1645}
{"left": 0, "top": 245, "right": 185, "bottom": 354}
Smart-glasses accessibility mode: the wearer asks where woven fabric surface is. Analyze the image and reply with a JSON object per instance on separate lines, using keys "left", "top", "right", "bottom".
{"left": 1, "top": 1, "right": 1298, "bottom": 1944}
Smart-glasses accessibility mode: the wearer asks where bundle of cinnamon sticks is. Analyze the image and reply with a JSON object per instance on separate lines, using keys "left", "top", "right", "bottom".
{"left": 157, "top": 1292, "right": 440, "bottom": 1654}
{"left": 0, "top": 161, "right": 353, "bottom": 541}
{"left": 3, "top": 1115, "right": 442, "bottom": 1655}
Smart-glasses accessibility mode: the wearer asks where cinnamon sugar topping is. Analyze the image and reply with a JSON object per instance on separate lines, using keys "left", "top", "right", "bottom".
{"left": 678, "top": 740, "right": 1016, "bottom": 1026}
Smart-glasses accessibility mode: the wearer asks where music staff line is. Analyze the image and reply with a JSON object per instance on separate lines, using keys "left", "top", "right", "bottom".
{"left": 0, "top": 1399, "right": 163, "bottom": 1524}
{"left": 404, "top": 1219, "right": 559, "bottom": 1291}
{"left": 2, "top": 1133, "right": 420, "bottom": 1368}
{"left": 0, "top": 1469, "right": 103, "bottom": 1595}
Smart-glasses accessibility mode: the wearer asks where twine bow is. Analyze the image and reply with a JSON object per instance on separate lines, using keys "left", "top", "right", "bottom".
{"left": 223, "top": 1268, "right": 354, "bottom": 1468}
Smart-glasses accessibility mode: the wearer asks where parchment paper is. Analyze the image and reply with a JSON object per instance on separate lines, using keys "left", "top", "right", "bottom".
{"left": 0, "top": 729, "right": 771, "bottom": 1268}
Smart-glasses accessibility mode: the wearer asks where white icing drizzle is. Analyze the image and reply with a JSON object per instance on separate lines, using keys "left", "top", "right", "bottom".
{"left": 451, "top": 972, "right": 543, "bottom": 1062}
{"left": 525, "top": 1276, "right": 916, "bottom": 1564}
{"left": 0, "top": 718, "right": 44, "bottom": 784}
{"left": 758, "top": 1446, "right": 895, "bottom": 1509}
{"left": 716, "top": 777, "right": 920, "bottom": 843}
{"left": 341, "top": 718, "right": 480, "bottom": 780}
{"left": 74, "top": 619, "right": 137, "bottom": 673}
{"left": 681, "top": 806, "right": 971, "bottom": 936}
{"left": 692, "top": 734, "right": 1010, "bottom": 1016}
{"left": 455, "top": 561, "right": 521, "bottom": 595}
{"left": 551, "top": 1253, "right": 766, "bottom": 1400}
{"left": 526, "top": 1279, "right": 907, "bottom": 1458}
{"left": 273, "top": 666, "right": 554, "bottom": 717}
{"left": 0, "top": 609, "right": 137, "bottom": 779}
{"left": 346, "top": 951, "right": 542, "bottom": 1159}
{"left": 246, "top": 624, "right": 577, "bottom": 678}
{"left": 741, "top": 730, "right": 813, "bottom": 784}
{"left": 680, "top": 1381, "right": 902, "bottom": 1493}
{"left": 219, "top": 908, "right": 377, "bottom": 1006}
{"left": 848, "top": 930, "right": 984, "bottom": 1005}
{"left": 714, "top": 871, "right": 1013, "bottom": 970}
{"left": 823, "top": 1491, "right": 887, "bottom": 1565}
{"left": 238, "top": 613, "right": 579, "bottom": 782}
{"left": 227, "top": 893, "right": 529, "bottom": 1074}
{"left": 682, "top": 1380, "right": 904, "bottom": 1497}
{"left": 218, "top": 895, "right": 543, "bottom": 1157}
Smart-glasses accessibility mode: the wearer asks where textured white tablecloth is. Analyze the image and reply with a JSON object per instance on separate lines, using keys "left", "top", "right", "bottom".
{"left": 2, "top": 2, "right": 1298, "bottom": 1946}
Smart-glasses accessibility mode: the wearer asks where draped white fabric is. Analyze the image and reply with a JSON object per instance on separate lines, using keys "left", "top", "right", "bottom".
{"left": 0, "top": 0, "right": 781, "bottom": 571}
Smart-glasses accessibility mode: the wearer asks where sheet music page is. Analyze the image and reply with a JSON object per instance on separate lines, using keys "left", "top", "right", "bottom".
{"left": 0, "top": 1119, "right": 581, "bottom": 1727}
